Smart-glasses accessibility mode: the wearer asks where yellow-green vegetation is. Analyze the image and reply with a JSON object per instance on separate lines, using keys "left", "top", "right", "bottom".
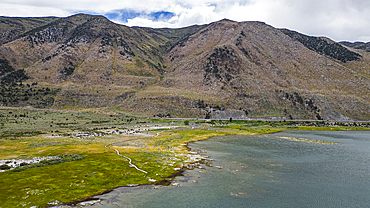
{"left": 0, "top": 109, "right": 369, "bottom": 207}
{"left": 279, "top": 136, "right": 340, "bottom": 144}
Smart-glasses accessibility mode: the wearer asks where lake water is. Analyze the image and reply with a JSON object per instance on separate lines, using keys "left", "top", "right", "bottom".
{"left": 89, "top": 131, "right": 370, "bottom": 208}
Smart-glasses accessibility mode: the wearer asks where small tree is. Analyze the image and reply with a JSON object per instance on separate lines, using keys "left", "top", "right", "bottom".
{"left": 184, "top": 120, "right": 189, "bottom": 125}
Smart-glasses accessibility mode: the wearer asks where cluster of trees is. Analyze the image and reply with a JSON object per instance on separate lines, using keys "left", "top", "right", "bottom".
{"left": 281, "top": 90, "right": 322, "bottom": 120}
{"left": 194, "top": 99, "right": 228, "bottom": 119}
{"left": 118, "top": 37, "right": 135, "bottom": 57}
{"left": 0, "top": 84, "right": 59, "bottom": 107}
{"left": 0, "top": 58, "right": 29, "bottom": 86}
{"left": 204, "top": 46, "right": 240, "bottom": 82}
{"left": 0, "top": 58, "right": 60, "bottom": 107}
{"left": 195, "top": 99, "right": 225, "bottom": 111}
{"left": 60, "top": 66, "right": 75, "bottom": 76}
{"left": 25, "top": 20, "right": 68, "bottom": 47}
{"left": 153, "top": 113, "right": 171, "bottom": 118}
{"left": 0, "top": 59, "right": 15, "bottom": 76}
{"left": 281, "top": 29, "right": 361, "bottom": 63}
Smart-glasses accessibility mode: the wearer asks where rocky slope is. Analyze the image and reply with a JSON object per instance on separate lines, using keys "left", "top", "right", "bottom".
{"left": 0, "top": 14, "right": 369, "bottom": 120}
{"left": 0, "top": 16, "right": 58, "bottom": 45}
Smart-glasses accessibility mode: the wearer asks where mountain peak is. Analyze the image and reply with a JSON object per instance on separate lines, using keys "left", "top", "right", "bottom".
{"left": 219, "top": 18, "right": 237, "bottom": 23}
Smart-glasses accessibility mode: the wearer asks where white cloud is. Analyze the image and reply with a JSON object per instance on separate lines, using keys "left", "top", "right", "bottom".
{"left": 0, "top": 3, "right": 70, "bottom": 17}
{"left": 0, "top": 0, "right": 369, "bottom": 41}
{"left": 176, "top": 5, "right": 221, "bottom": 26}
{"left": 114, "top": 4, "right": 222, "bottom": 28}
{"left": 125, "top": 17, "right": 176, "bottom": 28}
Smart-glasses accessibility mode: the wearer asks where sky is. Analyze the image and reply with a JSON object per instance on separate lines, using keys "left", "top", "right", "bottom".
{"left": 0, "top": 0, "right": 369, "bottom": 42}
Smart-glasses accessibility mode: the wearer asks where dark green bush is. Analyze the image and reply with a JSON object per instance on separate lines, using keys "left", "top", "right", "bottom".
{"left": 0, "top": 164, "right": 11, "bottom": 170}
{"left": 11, "top": 154, "right": 85, "bottom": 172}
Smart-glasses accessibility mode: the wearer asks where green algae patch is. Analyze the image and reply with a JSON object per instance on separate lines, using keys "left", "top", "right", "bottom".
{"left": 280, "top": 136, "right": 341, "bottom": 145}
{"left": 210, "top": 120, "right": 370, "bottom": 135}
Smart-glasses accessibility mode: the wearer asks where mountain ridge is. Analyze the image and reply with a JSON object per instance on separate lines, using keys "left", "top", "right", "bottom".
{"left": 0, "top": 14, "right": 369, "bottom": 120}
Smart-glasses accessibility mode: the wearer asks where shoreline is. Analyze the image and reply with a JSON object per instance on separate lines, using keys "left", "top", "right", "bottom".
{"left": 50, "top": 128, "right": 367, "bottom": 207}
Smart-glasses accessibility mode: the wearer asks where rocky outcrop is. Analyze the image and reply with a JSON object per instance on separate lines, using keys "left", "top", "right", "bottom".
{"left": 322, "top": 108, "right": 353, "bottom": 121}
{"left": 210, "top": 110, "right": 248, "bottom": 120}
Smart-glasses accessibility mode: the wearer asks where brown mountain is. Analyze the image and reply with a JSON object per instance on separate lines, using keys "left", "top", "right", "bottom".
{"left": 0, "top": 14, "right": 369, "bottom": 120}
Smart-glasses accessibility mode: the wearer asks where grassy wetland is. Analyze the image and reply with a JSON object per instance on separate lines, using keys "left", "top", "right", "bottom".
{"left": 0, "top": 107, "right": 370, "bottom": 207}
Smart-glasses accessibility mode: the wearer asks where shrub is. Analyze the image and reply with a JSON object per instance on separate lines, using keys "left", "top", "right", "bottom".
{"left": 0, "top": 164, "right": 11, "bottom": 170}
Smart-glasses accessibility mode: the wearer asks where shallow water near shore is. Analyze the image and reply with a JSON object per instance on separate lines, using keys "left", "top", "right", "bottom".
{"left": 88, "top": 131, "right": 370, "bottom": 207}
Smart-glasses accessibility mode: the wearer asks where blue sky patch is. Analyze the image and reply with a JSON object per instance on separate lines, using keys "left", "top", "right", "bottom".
{"left": 105, "top": 9, "right": 141, "bottom": 23}
{"left": 104, "top": 10, "right": 175, "bottom": 23}
{"left": 150, "top": 11, "right": 175, "bottom": 20}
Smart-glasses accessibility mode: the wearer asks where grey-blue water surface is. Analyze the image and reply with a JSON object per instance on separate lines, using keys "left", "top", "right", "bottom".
{"left": 90, "top": 131, "right": 370, "bottom": 208}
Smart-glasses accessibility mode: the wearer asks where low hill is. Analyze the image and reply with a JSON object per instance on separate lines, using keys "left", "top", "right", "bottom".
{"left": 340, "top": 41, "right": 370, "bottom": 52}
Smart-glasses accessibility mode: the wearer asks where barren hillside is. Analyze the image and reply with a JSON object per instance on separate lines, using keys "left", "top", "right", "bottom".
{"left": 1, "top": 15, "right": 369, "bottom": 120}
